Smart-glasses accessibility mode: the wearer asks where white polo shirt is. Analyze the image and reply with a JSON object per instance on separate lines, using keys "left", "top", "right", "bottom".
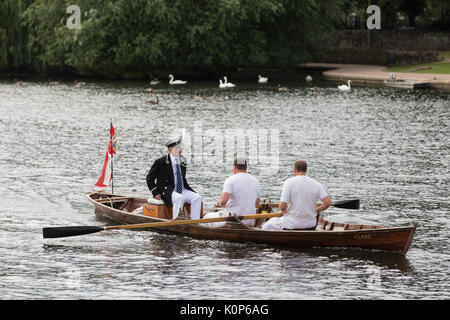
{"left": 280, "top": 175, "right": 328, "bottom": 229}
{"left": 223, "top": 173, "right": 260, "bottom": 216}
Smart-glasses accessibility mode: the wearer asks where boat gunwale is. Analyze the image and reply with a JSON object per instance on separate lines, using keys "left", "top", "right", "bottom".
{"left": 86, "top": 192, "right": 416, "bottom": 235}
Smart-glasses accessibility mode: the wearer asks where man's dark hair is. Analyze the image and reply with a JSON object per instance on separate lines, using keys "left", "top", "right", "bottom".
{"left": 234, "top": 157, "right": 247, "bottom": 171}
{"left": 294, "top": 160, "right": 307, "bottom": 172}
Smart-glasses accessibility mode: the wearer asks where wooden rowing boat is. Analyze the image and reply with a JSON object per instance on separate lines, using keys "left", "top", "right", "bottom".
{"left": 87, "top": 191, "right": 416, "bottom": 255}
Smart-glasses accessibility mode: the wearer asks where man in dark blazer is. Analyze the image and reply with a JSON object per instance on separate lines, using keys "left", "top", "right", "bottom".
{"left": 146, "top": 137, "right": 202, "bottom": 220}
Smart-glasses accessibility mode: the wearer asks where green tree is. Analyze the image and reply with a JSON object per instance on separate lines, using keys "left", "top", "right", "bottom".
{"left": 423, "top": 0, "right": 450, "bottom": 30}
{"left": 399, "top": 0, "right": 427, "bottom": 28}
{"left": 342, "top": 0, "right": 449, "bottom": 30}
{"left": 0, "top": 0, "right": 34, "bottom": 71}
{"left": 19, "top": 0, "right": 348, "bottom": 78}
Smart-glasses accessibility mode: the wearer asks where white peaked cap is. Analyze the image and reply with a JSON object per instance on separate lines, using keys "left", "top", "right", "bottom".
{"left": 165, "top": 136, "right": 182, "bottom": 148}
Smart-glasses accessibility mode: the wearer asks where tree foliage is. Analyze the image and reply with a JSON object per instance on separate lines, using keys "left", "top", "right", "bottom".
{"left": 18, "top": 0, "right": 347, "bottom": 78}
{"left": 1, "top": 0, "right": 448, "bottom": 77}
{"left": 0, "top": 0, "right": 34, "bottom": 71}
{"left": 343, "top": 0, "right": 449, "bottom": 30}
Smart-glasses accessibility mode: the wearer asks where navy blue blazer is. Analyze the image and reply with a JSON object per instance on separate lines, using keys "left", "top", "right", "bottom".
{"left": 146, "top": 154, "right": 195, "bottom": 208}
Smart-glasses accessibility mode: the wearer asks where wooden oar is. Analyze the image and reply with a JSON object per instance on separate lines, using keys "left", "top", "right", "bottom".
{"left": 255, "top": 199, "right": 360, "bottom": 210}
{"left": 42, "top": 212, "right": 283, "bottom": 239}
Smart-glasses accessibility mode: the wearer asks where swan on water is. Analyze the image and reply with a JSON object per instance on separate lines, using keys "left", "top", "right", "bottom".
{"left": 223, "top": 76, "right": 235, "bottom": 88}
{"left": 389, "top": 72, "right": 397, "bottom": 82}
{"left": 338, "top": 80, "right": 352, "bottom": 91}
{"left": 305, "top": 75, "right": 313, "bottom": 84}
{"left": 169, "top": 74, "right": 187, "bottom": 85}
{"left": 258, "top": 75, "right": 268, "bottom": 83}
{"left": 219, "top": 79, "right": 228, "bottom": 88}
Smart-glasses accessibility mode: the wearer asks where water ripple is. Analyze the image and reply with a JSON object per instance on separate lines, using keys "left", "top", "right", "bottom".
{"left": 0, "top": 78, "right": 448, "bottom": 299}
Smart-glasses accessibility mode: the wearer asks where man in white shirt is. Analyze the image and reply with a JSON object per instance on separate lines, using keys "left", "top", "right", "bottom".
{"left": 262, "top": 160, "right": 332, "bottom": 230}
{"left": 146, "top": 137, "right": 202, "bottom": 220}
{"left": 202, "top": 157, "right": 260, "bottom": 227}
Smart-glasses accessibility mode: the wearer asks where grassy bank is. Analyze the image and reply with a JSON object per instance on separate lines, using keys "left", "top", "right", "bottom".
{"left": 387, "top": 52, "right": 450, "bottom": 74}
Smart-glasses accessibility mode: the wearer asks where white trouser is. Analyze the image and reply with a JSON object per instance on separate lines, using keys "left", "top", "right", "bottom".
{"left": 171, "top": 189, "right": 202, "bottom": 220}
{"left": 201, "top": 210, "right": 255, "bottom": 228}
{"left": 261, "top": 217, "right": 284, "bottom": 230}
{"left": 261, "top": 214, "right": 316, "bottom": 230}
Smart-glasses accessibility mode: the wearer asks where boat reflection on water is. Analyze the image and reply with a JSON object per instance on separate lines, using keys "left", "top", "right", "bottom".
{"left": 145, "top": 231, "right": 411, "bottom": 274}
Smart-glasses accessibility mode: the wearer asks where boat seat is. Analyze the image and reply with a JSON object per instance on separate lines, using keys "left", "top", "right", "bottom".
{"left": 321, "top": 221, "right": 334, "bottom": 230}
{"left": 318, "top": 220, "right": 340, "bottom": 231}
{"left": 143, "top": 199, "right": 204, "bottom": 219}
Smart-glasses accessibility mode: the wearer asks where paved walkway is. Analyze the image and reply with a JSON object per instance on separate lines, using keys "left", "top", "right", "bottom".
{"left": 300, "top": 62, "right": 450, "bottom": 90}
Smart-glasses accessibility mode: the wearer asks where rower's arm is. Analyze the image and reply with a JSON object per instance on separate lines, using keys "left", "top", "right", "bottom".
{"left": 316, "top": 196, "right": 332, "bottom": 214}
{"left": 280, "top": 202, "right": 288, "bottom": 215}
{"left": 215, "top": 192, "right": 230, "bottom": 207}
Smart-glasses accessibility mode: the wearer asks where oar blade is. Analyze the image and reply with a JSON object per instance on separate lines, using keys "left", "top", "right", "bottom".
{"left": 43, "top": 226, "right": 105, "bottom": 239}
{"left": 333, "top": 199, "right": 360, "bottom": 210}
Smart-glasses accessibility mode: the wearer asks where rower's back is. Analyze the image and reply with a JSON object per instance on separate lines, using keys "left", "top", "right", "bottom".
{"left": 223, "top": 173, "right": 260, "bottom": 216}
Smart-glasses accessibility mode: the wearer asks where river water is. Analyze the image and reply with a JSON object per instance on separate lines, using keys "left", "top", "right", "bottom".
{"left": 0, "top": 74, "right": 448, "bottom": 300}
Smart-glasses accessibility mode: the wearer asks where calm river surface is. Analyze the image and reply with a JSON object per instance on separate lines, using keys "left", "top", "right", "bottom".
{"left": 0, "top": 74, "right": 448, "bottom": 299}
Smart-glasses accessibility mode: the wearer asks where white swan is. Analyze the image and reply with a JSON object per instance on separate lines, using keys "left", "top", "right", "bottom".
{"left": 258, "top": 75, "right": 268, "bottom": 83}
{"left": 305, "top": 75, "right": 313, "bottom": 84}
{"left": 338, "top": 80, "right": 352, "bottom": 91}
{"left": 219, "top": 79, "right": 227, "bottom": 88}
{"left": 223, "top": 76, "right": 235, "bottom": 88}
{"left": 169, "top": 74, "right": 187, "bottom": 85}
{"left": 389, "top": 72, "right": 397, "bottom": 82}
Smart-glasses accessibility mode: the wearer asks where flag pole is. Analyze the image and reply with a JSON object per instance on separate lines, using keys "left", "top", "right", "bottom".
{"left": 110, "top": 119, "right": 114, "bottom": 195}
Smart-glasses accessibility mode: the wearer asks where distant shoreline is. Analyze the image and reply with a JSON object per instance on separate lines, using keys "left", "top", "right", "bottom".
{"left": 3, "top": 63, "right": 450, "bottom": 91}
{"left": 298, "top": 62, "right": 450, "bottom": 91}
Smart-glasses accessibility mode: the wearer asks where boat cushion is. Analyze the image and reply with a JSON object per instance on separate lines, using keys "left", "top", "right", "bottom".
{"left": 147, "top": 197, "right": 165, "bottom": 205}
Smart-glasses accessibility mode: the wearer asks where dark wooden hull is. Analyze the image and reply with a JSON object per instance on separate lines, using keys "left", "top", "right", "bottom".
{"left": 87, "top": 192, "right": 416, "bottom": 255}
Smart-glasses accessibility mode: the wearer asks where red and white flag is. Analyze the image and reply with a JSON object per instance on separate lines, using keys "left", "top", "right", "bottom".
{"left": 95, "top": 122, "right": 116, "bottom": 188}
